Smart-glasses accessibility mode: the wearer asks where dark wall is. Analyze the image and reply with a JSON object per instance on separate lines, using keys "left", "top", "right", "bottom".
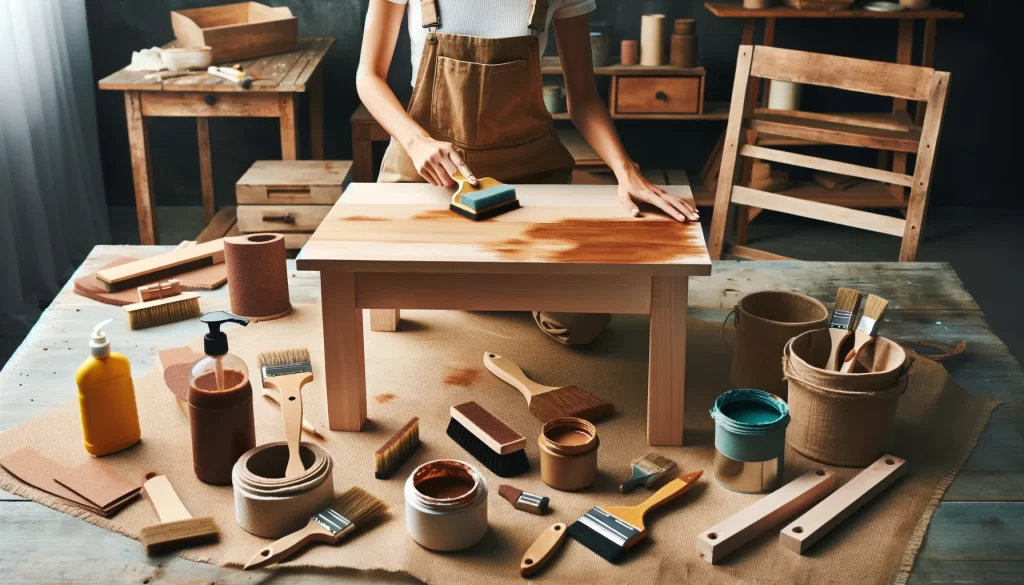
{"left": 87, "top": 0, "right": 1018, "bottom": 210}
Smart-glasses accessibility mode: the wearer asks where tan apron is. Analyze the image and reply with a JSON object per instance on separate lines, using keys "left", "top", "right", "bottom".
{"left": 378, "top": 0, "right": 576, "bottom": 184}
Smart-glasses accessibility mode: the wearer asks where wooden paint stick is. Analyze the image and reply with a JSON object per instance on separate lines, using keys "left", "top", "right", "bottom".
{"left": 780, "top": 455, "right": 907, "bottom": 554}
{"left": 696, "top": 469, "right": 836, "bottom": 564}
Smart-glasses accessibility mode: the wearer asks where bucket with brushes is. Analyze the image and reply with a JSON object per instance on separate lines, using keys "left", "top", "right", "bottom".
{"left": 710, "top": 389, "right": 790, "bottom": 493}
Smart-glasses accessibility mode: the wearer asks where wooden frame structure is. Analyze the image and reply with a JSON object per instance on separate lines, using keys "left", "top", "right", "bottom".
{"left": 707, "top": 46, "right": 950, "bottom": 262}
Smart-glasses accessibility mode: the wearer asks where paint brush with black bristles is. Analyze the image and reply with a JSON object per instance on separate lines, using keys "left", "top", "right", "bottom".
{"left": 826, "top": 288, "right": 862, "bottom": 371}
{"left": 840, "top": 294, "right": 890, "bottom": 374}
{"left": 257, "top": 348, "right": 313, "bottom": 478}
{"left": 568, "top": 470, "right": 702, "bottom": 563}
{"left": 243, "top": 487, "right": 388, "bottom": 569}
{"left": 446, "top": 401, "right": 530, "bottom": 477}
{"left": 619, "top": 453, "right": 677, "bottom": 493}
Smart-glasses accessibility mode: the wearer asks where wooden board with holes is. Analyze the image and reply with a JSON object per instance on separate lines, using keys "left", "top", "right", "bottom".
{"left": 296, "top": 184, "right": 711, "bottom": 276}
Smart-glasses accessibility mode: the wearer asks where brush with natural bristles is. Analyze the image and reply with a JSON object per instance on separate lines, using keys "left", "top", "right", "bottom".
{"left": 123, "top": 293, "right": 201, "bottom": 330}
{"left": 840, "top": 294, "right": 889, "bottom": 374}
{"left": 243, "top": 487, "right": 388, "bottom": 570}
{"left": 446, "top": 401, "right": 530, "bottom": 477}
{"left": 826, "top": 288, "right": 863, "bottom": 371}
{"left": 140, "top": 474, "right": 218, "bottom": 553}
{"left": 258, "top": 348, "right": 314, "bottom": 479}
{"left": 619, "top": 453, "right": 677, "bottom": 493}
{"left": 375, "top": 417, "right": 420, "bottom": 479}
{"left": 483, "top": 353, "right": 614, "bottom": 423}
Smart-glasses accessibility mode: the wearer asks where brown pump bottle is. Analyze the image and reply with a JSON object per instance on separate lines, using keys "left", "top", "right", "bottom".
{"left": 188, "top": 311, "right": 255, "bottom": 485}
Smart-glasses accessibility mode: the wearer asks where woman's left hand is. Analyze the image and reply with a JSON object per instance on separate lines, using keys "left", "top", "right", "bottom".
{"left": 616, "top": 162, "right": 700, "bottom": 223}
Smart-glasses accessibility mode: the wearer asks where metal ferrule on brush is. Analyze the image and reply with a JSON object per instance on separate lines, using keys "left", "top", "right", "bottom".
{"left": 515, "top": 492, "right": 550, "bottom": 515}
{"left": 857, "top": 316, "right": 878, "bottom": 335}
{"left": 261, "top": 362, "right": 312, "bottom": 379}
{"left": 829, "top": 309, "right": 855, "bottom": 331}
{"left": 577, "top": 507, "right": 640, "bottom": 548}
{"left": 313, "top": 508, "right": 353, "bottom": 538}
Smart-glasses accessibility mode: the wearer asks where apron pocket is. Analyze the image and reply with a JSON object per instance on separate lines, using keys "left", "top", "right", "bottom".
{"left": 431, "top": 56, "right": 549, "bottom": 149}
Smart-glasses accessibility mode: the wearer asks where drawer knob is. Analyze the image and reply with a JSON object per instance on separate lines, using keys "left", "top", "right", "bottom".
{"left": 655, "top": 91, "right": 669, "bottom": 102}
{"left": 263, "top": 214, "right": 295, "bottom": 224}
{"left": 204, "top": 95, "right": 217, "bottom": 106}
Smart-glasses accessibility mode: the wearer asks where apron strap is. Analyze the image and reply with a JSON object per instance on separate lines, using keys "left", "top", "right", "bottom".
{"left": 420, "top": 0, "right": 440, "bottom": 29}
{"left": 529, "top": 0, "right": 548, "bottom": 33}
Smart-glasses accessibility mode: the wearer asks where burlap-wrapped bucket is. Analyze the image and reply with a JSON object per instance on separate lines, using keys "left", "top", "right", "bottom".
{"left": 730, "top": 291, "right": 829, "bottom": 397}
{"left": 783, "top": 329, "right": 910, "bottom": 467}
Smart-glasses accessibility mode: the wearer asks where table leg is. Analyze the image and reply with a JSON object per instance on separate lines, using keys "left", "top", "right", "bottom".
{"left": 370, "top": 309, "right": 401, "bottom": 332}
{"left": 310, "top": 69, "right": 325, "bottom": 160}
{"left": 280, "top": 95, "right": 298, "bottom": 160}
{"left": 352, "top": 124, "right": 374, "bottom": 182}
{"left": 890, "top": 19, "right": 914, "bottom": 200}
{"left": 321, "top": 272, "right": 367, "bottom": 432}
{"left": 916, "top": 19, "right": 937, "bottom": 126}
{"left": 647, "top": 275, "right": 688, "bottom": 446}
{"left": 124, "top": 91, "right": 158, "bottom": 245}
{"left": 196, "top": 118, "right": 215, "bottom": 225}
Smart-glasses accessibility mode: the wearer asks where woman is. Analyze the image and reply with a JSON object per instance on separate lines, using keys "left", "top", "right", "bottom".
{"left": 356, "top": 0, "right": 699, "bottom": 343}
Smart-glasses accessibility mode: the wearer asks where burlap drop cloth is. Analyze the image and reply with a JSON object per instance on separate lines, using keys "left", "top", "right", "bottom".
{"left": 0, "top": 303, "right": 997, "bottom": 585}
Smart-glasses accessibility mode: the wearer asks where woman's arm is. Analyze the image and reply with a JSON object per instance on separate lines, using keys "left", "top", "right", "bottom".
{"left": 355, "top": 0, "right": 476, "bottom": 186}
{"left": 553, "top": 14, "right": 698, "bottom": 222}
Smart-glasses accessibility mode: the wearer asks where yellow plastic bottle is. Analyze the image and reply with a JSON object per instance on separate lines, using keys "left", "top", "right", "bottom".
{"left": 76, "top": 319, "right": 141, "bottom": 456}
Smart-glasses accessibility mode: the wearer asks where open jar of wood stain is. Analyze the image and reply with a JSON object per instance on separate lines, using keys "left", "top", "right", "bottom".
{"left": 538, "top": 417, "right": 600, "bottom": 491}
{"left": 404, "top": 459, "right": 488, "bottom": 551}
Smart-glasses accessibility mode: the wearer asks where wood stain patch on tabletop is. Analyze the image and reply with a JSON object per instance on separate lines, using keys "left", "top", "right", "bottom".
{"left": 490, "top": 218, "right": 699, "bottom": 264}
{"left": 374, "top": 393, "right": 398, "bottom": 404}
{"left": 444, "top": 368, "right": 481, "bottom": 387}
{"left": 342, "top": 216, "right": 391, "bottom": 222}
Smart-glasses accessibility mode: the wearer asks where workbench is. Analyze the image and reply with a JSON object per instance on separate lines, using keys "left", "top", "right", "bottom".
{"left": 98, "top": 38, "right": 335, "bottom": 245}
{"left": 1, "top": 251, "right": 1020, "bottom": 583}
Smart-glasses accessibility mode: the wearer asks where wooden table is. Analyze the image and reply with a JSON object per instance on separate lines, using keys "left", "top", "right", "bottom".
{"left": 98, "top": 38, "right": 335, "bottom": 245}
{"left": 2, "top": 250, "right": 1021, "bottom": 583}
{"left": 296, "top": 181, "right": 713, "bottom": 445}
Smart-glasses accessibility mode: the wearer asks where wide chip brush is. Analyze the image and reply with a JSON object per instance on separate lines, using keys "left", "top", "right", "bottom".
{"left": 483, "top": 352, "right": 614, "bottom": 423}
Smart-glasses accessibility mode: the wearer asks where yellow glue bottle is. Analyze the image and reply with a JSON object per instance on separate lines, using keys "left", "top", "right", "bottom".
{"left": 76, "top": 319, "right": 141, "bottom": 456}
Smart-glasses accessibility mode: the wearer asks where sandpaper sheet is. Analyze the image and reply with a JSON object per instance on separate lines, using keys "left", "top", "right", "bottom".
{"left": 52, "top": 459, "right": 140, "bottom": 510}
{"left": 0, "top": 447, "right": 138, "bottom": 517}
{"left": 74, "top": 257, "right": 226, "bottom": 306}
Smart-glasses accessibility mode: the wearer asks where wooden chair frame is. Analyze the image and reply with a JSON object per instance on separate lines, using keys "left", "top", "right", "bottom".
{"left": 707, "top": 46, "right": 950, "bottom": 262}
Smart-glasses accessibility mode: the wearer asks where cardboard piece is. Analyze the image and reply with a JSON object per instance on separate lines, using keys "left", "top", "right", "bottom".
{"left": 74, "top": 257, "right": 226, "bottom": 307}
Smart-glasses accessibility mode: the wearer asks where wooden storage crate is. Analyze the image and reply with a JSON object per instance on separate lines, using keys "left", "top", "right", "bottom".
{"left": 236, "top": 160, "right": 352, "bottom": 250}
{"left": 171, "top": 2, "right": 298, "bottom": 63}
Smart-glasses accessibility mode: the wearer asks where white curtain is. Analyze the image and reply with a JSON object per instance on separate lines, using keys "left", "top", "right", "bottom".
{"left": 0, "top": 0, "right": 109, "bottom": 337}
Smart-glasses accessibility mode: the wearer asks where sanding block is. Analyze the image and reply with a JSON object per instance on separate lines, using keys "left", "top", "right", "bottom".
{"left": 449, "top": 171, "right": 519, "bottom": 221}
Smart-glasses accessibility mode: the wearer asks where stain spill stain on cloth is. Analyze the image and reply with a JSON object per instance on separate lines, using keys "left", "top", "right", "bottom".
{"left": 374, "top": 393, "right": 398, "bottom": 404}
{"left": 444, "top": 368, "right": 481, "bottom": 387}
{"left": 488, "top": 218, "right": 697, "bottom": 264}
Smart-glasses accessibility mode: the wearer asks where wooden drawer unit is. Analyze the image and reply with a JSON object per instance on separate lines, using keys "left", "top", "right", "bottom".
{"left": 614, "top": 76, "right": 704, "bottom": 116}
{"left": 236, "top": 160, "right": 352, "bottom": 249}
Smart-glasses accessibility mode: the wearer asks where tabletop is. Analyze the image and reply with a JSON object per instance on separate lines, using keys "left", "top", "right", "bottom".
{"left": 704, "top": 2, "right": 965, "bottom": 19}
{"left": 296, "top": 184, "right": 712, "bottom": 276}
{"left": 97, "top": 37, "right": 334, "bottom": 93}
{"left": 1, "top": 247, "right": 1020, "bottom": 583}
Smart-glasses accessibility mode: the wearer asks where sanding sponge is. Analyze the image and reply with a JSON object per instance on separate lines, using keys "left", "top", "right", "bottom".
{"left": 450, "top": 172, "right": 520, "bottom": 221}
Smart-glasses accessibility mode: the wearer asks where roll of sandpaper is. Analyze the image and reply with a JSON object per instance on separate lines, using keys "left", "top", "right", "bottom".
{"left": 232, "top": 441, "right": 334, "bottom": 538}
{"left": 640, "top": 14, "right": 666, "bottom": 67}
{"left": 224, "top": 233, "right": 291, "bottom": 321}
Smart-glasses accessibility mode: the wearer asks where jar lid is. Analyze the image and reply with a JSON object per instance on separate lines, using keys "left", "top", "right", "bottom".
{"left": 539, "top": 417, "right": 599, "bottom": 456}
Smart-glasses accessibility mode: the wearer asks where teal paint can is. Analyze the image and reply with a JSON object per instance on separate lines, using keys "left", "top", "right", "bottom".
{"left": 710, "top": 389, "right": 790, "bottom": 493}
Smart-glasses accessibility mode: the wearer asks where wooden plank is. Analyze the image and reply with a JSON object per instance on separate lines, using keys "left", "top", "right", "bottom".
{"left": 96, "top": 240, "right": 225, "bottom": 286}
{"left": 703, "top": 2, "right": 965, "bottom": 20}
{"left": 740, "top": 144, "right": 914, "bottom": 187}
{"left": 749, "top": 113, "right": 922, "bottom": 153}
{"left": 910, "top": 502, "right": 1024, "bottom": 585}
{"left": 310, "top": 69, "right": 325, "bottom": 160}
{"left": 726, "top": 243, "right": 793, "bottom": 261}
{"left": 751, "top": 45, "right": 933, "bottom": 101}
{"left": 320, "top": 271, "right": 366, "bottom": 432}
{"left": 124, "top": 92, "right": 157, "bottom": 245}
{"left": 280, "top": 95, "right": 298, "bottom": 160}
{"left": 354, "top": 273, "right": 653, "bottom": 314}
{"left": 894, "top": 18, "right": 915, "bottom": 111}
{"left": 647, "top": 275, "right": 688, "bottom": 446}
{"left": 916, "top": 19, "right": 938, "bottom": 126}
{"left": 196, "top": 206, "right": 236, "bottom": 243}
{"left": 140, "top": 92, "right": 281, "bottom": 117}
{"left": 732, "top": 186, "right": 906, "bottom": 236}
{"left": 556, "top": 128, "right": 603, "bottom": 167}
{"left": 752, "top": 108, "right": 917, "bottom": 132}
{"left": 196, "top": 118, "right": 216, "bottom": 223}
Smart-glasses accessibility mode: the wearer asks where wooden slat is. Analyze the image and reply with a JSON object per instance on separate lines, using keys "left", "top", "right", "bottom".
{"left": 740, "top": 144, "right": 914, "bottom": 187}
{"left": 752, "top": 108, "right": 916, "bottom": 132}
{"left": 750, "top": 45, "right": 933, "bottom": 101}
{"left": 749, "top": 112, "right": 922, "bottom": 153}
{"left": 196, "top": 206, "right": 237, "bottom": 243}
{"left": 140, "top": 92, "right": 281, "bottom": 117}
{"left": 703, "top": 2, "right": 965, "bottom": 19}
{"left": 355, "top": 273, "right": 653, "bottom": 314}
{"left": 732, "top": 186, "right": 907, "bottom": 236}
{"left": 541, "top": 55, "right": 706, "bottom": 77}
{"left": 726, "top": 244, "right": 793, "bottom": 261}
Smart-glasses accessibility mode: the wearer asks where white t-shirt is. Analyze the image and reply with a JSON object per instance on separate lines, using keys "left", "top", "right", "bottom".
{"left": 386, "top": 0, "right": 597, "bottom": 86}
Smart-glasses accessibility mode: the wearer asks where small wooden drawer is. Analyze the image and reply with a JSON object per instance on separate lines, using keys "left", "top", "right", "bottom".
{"left": 615, "top": 77, "right": 702, "bottom": 115}
{"left": 236, "top": 205, "right": 332, "bottom": 233}
{"left": 237, "top": 161, "right": 352, "bottom": 205}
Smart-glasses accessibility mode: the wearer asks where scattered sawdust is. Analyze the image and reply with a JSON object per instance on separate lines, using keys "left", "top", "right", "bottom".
{"left": 444, "top": 368, "right": 481, "bottom": 387}
{"left": 374, "top": 393, "right": 398, "bottom": 404}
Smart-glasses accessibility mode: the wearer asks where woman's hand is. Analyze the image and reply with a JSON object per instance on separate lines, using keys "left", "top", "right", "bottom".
{"left": 616, "top": 162, "right": 699, "bottom": 222}
{"left": 403, "top": 135, "right": 478, "bottom": 187}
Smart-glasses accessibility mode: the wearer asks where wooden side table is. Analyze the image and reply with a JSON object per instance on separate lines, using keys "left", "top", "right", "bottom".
{"left": 296, "top": 178, "right": 711, "bottom": 446}
{"left": 98, "top": 38, "right": 335, "bottom": 245}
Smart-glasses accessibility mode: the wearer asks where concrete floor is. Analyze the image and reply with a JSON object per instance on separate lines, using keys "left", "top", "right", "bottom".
{"left": 2, "top": 204, "right": 1021, "bottom": 367}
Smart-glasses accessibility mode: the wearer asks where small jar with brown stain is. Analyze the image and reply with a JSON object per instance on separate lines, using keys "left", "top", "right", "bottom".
{"left": 404, "top": 459, "right": 488, "bottom": 551}
{"left": 538, "top": 417, "right": 599, "bottom": 491}
{"left": 188, "top": 354, "right": 256, "bottom": 485}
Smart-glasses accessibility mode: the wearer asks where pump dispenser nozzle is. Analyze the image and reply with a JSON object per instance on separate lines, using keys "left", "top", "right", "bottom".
{"left": 200, "top": 311, "right": 249, "bottom": 356}
{"left": 90, "top": 319, "right": 114, "bottom": 358}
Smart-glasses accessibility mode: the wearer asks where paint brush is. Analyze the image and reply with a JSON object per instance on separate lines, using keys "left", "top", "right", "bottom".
{"left": 483, "top": 353, "right": 614, "bottom": 423}
{"left": 140, "top": 474, "right": 218, "bottom": 553}
{"left": 826, "top": 287, "right": 862, "bottom": 371}
{"left": 840, "top": 294, "right": 889, "bottom": 374}
{"left": 446, "top": 401, "right": 530, "bottom": 477}
{"left": 619, "top": 453, "right": 677, "bottom": 493}
{"left": 499, "top": 484, "right": 550, "bottom": 515}
{"left": 243, "top": 487, "right": 388, "bottom": 569}
{"left": 568, "top": 470, "right": 703, "bottom": 563}
{"left": 257, "top": 348, "right": 314, "bottom": 478}
{"left": 122, "top": 293, "right": 201, "bottom": 330}
{"left": 375, "top": 417, "right": 421, "bottom": 479}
